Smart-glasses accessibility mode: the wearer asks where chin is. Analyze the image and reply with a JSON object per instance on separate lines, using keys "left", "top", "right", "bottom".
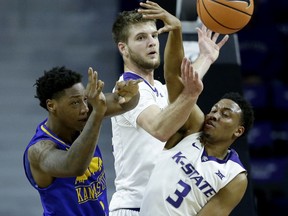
{"left": 202, "top": 131, "right": 211, "bottom": 140}
{"left": 78, "top": 122, "right": 86, "bottom": 130}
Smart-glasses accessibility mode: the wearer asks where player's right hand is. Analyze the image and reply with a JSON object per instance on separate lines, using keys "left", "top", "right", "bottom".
{"left": 85, "top": 67, "right": 107, "bottom": 115}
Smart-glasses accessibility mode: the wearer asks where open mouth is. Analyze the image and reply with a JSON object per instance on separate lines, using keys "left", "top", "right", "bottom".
{"left": 148, "top": 51, "right": 157, "bottom": 56}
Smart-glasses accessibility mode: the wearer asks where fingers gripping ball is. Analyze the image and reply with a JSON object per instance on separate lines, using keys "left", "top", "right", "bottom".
{"left": 197, "top": 0, "right": 254, "bottom": 34}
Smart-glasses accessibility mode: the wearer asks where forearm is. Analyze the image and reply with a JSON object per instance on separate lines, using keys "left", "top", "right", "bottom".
{"left": 164, "top": 24, "right": 185, "bottom": 103}
{"left": 192, "top": 54, "right": 214, "bottom": 80}
{"left": 164, "top": 25, "right": 184, "bottom": 80}
{"left": 150, "top": 93, "right": 198, "bottom": 141}
{"left": 67, "top": 111, "right": 104, "bottom": 174}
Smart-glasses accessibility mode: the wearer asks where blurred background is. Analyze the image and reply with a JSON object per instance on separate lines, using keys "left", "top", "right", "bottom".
{"left": 0, "top": 0, "right": 287, "bottom": 215}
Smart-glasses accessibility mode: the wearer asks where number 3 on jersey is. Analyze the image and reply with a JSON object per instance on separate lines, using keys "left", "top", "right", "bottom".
{"left": 166, "top": 180, "right": 191, "bottom": 208}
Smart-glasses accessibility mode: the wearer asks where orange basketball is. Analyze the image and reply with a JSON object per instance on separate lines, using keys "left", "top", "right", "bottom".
{"left": 197, "top": 0, "right": 254, "bottom": 34}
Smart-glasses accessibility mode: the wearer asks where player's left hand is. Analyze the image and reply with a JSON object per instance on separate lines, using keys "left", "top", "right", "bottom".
{"left": 196, "top": 24, "right": 229, "bottom": 64}
{"left": 85, "top": 67, "right": 107, "bottom": 115}
{"left": 114, "top": 79, "right": 141, "bottom": 104}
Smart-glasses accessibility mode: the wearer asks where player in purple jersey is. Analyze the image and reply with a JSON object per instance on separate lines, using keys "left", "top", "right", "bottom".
{"left": 23, "top": 66, "right": 140, "bottom": 216}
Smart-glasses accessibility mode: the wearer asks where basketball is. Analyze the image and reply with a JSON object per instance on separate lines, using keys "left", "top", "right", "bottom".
{"left": 196, "top": 0, "right": 254, "bottom": 34}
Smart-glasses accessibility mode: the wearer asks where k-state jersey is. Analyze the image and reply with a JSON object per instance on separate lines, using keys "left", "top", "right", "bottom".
{"left": 110, "top": 72, "right": 168, "bottom": 211}
{"left": 140, "top": 132, "right": 246, "bottom": 216}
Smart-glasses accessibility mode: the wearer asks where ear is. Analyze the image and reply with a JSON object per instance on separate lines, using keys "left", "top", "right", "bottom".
{"left": 234, "top": 125, "right": 245, "bottom": 138}
{"left": 118, "top": 42, "right": 128, "bottom": 57}
{"left": 46, "top": 99, "right": 56, "bottom": 113}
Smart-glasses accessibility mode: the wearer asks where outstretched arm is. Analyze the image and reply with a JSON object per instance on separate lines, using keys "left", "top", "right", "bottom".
{"left": 192, "top": 25, "right": 229, "bottom": 79}
{"left": 136, "top": 1, "right": 202, "bottom": 142}
{"left": 164, "top": 58, "right": 204, "bottom": 149}
{"left": 160, "top": 4, "right": 206, "bottom": 146}
{"left": 163, "top": 24, "right": 229, "bottom": 148}
{"left": 139, "top": 0, "right": 184, "bottom": 103}
{"left": 164, "top": 24, "right": 229, "bottom": 103}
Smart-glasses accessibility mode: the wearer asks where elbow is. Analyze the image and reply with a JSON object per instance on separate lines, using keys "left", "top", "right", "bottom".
{"left": 63, "top": 153, "right": 92, "bottom": 177}
{"left": 73, "top": 166, "right": 88, "bottom": 176}
{"left": 67, "top": 162, "right": 89, "bottom": 176}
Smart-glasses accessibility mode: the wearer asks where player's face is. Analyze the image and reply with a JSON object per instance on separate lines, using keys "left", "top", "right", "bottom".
{"left": 53, "top": 83, "right": 89, "bottom": 131}
{"left": 202, "top": 99, "right": 243, "bottom": 143}
{"left": 125, "top": 22, "right": 160, "bottom": 70}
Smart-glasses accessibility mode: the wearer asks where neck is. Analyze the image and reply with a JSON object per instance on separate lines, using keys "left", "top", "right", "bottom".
{"left": 45, "top": 118, "right": 78, "bottom": 144}
{"left": 124, "top": 65, "right": 154, "bottom": 85}
{"left": 200, "top": 136, "right": 230, "bottom": 160}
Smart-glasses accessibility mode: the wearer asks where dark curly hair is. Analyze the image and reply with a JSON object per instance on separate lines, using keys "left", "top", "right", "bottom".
{"left": 34, "top": 66, "right": 82, "bottom": 110}
{"left": 221, "top": 92, "right": 255, "bottom": 136}
{"left": 112, "top": 10, "right": 156, "bottom": 44}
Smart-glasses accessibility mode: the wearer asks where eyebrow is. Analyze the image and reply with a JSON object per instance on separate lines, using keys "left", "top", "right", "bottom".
{"left": 69, "top": 95, "right": 83, "bottom": 99}
{"left": 214, "top": 104, "right": 234, "bottom": 112}
{"left": 135, "top": 30, "right": 158, "bottom": 36}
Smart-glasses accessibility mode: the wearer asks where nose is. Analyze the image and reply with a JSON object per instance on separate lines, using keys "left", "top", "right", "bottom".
{"left": 80, "top": 101, "right": 89, "bottom": 114}
{"left": 207, "top": 112, "right": 219, "bottom": 121}
{"left": 148, "top": 35, "right": 157, "bottom": 47}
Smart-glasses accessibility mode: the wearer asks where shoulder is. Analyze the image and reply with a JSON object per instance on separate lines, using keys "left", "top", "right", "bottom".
{"left": 28, "top": 140, "right": 57, "bottom": 165}
{"left": 232, "top": 172, "right": 248, "bottom": 185}
{"left": 228, "top": 148, "right": 246, "bottom": 169}
{"left": 223, "top": 172, "right": 248, "bottom": 195}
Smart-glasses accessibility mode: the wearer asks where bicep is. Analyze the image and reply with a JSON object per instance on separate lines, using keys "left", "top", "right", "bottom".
{"left": 197, "top": 172, "right": 248, "bottom": 216}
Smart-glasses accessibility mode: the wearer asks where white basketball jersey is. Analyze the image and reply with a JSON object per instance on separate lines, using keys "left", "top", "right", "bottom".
{"left": 109, "top": 72, "right": 168, "bottom": 211}
{"left": 140, "top": 132, "right": 246, "bottom": 216}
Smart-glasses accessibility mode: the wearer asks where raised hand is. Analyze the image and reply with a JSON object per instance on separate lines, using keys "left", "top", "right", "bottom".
{"left": 85, "top": 67, "right": 107, "bottom": 115}
{"left": 114, "top": 79, "right": 141, "bottom": 104}
{"left": 196, "top": 25, "right": 229, "bottom": 64}
{"left": 138, "top": 1, "right": 181, "bottom": 34}
{"left": 181, "top": 57, "right": 203, "bottom": 99}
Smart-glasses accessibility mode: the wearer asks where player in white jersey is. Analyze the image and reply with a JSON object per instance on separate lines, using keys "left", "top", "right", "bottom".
{"left": 109, "top": 1, "right": 228, "bottom": 215}
{"left": 139, "top": 23, "right": 255, "bottom": 215}
{"left": 140, "top": 131, "right": 247, "bottom": 216}
{"left": 109, "top": 3, "right": 196, "bottom": 215}
{"left": 110, "top": 72, "right": 168, "bottom": 212}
